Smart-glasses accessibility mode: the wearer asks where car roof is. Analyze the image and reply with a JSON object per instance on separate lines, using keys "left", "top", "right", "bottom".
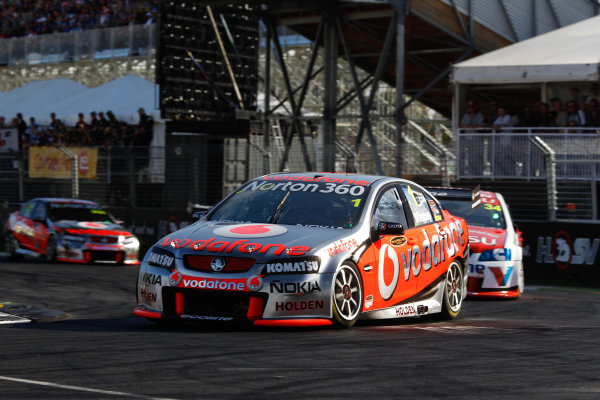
{"left": 31, "top": 198, "right": 100, "bottom": 206}
{"left": 258, "top": 172, "right": 408, "bottom": 186}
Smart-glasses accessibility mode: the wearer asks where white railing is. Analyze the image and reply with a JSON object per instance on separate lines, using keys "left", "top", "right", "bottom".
{"left": 457, "top": 127, "right": 600, "bottom": 180}
{"left": 0, "top": 24, "right": 156, "bottom": 66}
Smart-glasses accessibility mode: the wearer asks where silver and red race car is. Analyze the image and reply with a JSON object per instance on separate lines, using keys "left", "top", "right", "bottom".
{"left": 5, "top": 198, "right": 140, "bottom": 264}
{"left": 429, "top": 187, "right": 524, "bottom": 298}
{"left": 135, "top": 173, "right": 470, "bottom": 328}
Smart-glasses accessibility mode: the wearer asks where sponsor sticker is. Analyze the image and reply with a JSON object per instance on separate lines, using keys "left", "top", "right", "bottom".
{"left": 390, "top": 236, "right": 407, "bottom": 247}
{"left": 395, "top": 304, "right": 417, "bottom": 317}
{"left": 243, "top": 179, "right": 368, "bottom": 196}
{"left": 269, "top": 281, "right": 321, "bottom": 294}
{"left": 246, "top": 276, "right": 264, "bottom": 291}
{"left": 365, "top": 295, "right": 374, "bottom": 309}
{"left": 326, "top": 238, "right": 359, "bottom": 257}
{"left": 275, "top": 300, "right": 324, "bottom": 311}
{"left": 162, "top": 237, "right": 310, "bottom": 256}
{"left": 142, "top": 272, "right": 162, "bottom": 285}
{"left": 262, "top": 258, "right": 320, "bottom": 275}
{"left": 180, "top": 315, "right": 234, "bottom": 321}
{"left": 140, "top": 288, "right": 157, "bottom": 303}
{"left": 169, "top": 271, "right": 182, "bottom": 286}
{"left": 213, "top": 224, "right": 288, "bottom": 238}
{"left": 148, "top": 247, "right": 175, "bottom": 269}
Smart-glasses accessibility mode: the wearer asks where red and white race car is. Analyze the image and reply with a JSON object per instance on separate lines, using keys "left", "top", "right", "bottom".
{"left": 5, "top": 198, "right": 139, "bottom": 264}
{"left": 135, "top": 173, "right": 470, "bottom": 328}
{"left": 428, "top": 187, "right": 524, "bottom": 298}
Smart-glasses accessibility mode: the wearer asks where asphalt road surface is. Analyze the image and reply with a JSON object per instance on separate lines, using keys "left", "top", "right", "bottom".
{"left": 0, "top": 258, "right": 599, "bottom": 399}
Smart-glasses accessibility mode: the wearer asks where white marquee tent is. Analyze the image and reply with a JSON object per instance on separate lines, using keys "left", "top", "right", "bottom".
{"left": 0, "top": 74, "right": 160, "bottom": 126}
{"left": 451, "top": 14, "right": 600, "bottom": 84}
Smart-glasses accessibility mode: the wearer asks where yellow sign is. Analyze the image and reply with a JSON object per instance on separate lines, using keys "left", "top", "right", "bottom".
{"left": 29, "top": 146, "right": 98, "bottom": 179}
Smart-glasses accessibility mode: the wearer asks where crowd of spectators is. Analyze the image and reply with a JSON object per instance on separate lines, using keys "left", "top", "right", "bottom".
{"left": 0, "top": 0, "right": 157, "bottom": 39}
{"left": 0, "top": 108, "right": 154, "bottom": 151}
{"left": 460, "top": 86, "right": 600, "bottom": 132}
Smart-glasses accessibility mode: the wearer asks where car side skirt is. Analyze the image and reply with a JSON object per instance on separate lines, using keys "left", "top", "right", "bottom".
{"left": 359, "top": 280, "right": 445, "bottom": 320}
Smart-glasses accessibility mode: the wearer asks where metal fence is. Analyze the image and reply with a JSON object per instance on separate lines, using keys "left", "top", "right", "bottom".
{"left": 457, "top": 128, "right": 600, "bottom": 180}
{"left": 0, "top": 24, "right": 156, "bottom": 67}
{"left": 1, "top": 146, "right": 166, "bottom": 206}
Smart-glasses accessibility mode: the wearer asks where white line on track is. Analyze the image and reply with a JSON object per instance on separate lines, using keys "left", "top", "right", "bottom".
{"left": 0, "top": 375, "right": 178, "bottom": 399}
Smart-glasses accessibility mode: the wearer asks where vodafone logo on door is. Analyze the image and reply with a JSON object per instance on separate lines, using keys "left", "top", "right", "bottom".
{"left": 213, "top": 224, "right": 287, "bottom": 238}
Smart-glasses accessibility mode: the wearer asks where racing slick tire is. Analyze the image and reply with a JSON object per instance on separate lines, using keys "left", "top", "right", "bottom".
{"left": 331, "top": 262, "right": 363, "bottom": 328}
{"left": 439, "top": 259, "right": 464, "bottom": 320}
{"left": 6, "top": 232, "right": 23, "bottom": 261}
{"left": 45, "top": 236, "right": 57, "bottom": 262}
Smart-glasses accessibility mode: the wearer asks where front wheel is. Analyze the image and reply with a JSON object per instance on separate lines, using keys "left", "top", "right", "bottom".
{"left": 439, "top": 260, "right": 464, "bottom": 320}
{"left": 45, "top": 236, "right": 57, "bottom": 262}
{"left": 331, "top": 263, "right": 363, "bottom": 328}
{"left": 6, "top": 232, "right": 23, "bottom": 260}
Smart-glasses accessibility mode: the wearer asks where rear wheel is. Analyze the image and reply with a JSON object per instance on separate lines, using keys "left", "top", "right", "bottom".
{"left": 331, "top": 263, "right": 363, "bottom": 328}
{"left": 6, "top": 232, "right": 23, "bottom": 260}
{"left": 439, "top": 260, "right": 464, "bottom": 320}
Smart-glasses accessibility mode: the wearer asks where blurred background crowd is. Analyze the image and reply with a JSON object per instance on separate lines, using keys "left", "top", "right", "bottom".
{"left": 0, "top": 0, "right": 157, "bottom": 38}
{"left": 0, "top": 108, "right": 153, "bottom": 150}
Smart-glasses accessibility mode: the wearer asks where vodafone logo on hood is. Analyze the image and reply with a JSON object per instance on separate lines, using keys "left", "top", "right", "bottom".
{"left": 469, "top": 227, "right": 506, "bottom": 253}
{"left": 213, "top": 224, "right": 287, "bottom": 238}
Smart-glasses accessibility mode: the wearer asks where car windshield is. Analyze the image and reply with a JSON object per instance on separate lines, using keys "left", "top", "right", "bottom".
{"left": 208, "top": 178, "right": 371, "bottom": 229}
{"left": 440, "top": 199, "right": 506, "bottom": 229}
{"left": 48, "top": 203, "right": 114, "bottom": 223}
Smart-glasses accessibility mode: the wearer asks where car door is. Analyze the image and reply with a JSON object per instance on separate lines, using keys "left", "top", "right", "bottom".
{"left": 360, "top": 184, "right": 420, "bottom": 311}
{"left": 396, "top": 183, "right": 439, "bottom": 295}
{"left": 399, "top": 184, "right": 464, "bottom": 294}
{"left": 13, "top": 201, "right": 37, "bottom": 250}
{"left": 29, "top": 201, "right": 50, "bottom": 253}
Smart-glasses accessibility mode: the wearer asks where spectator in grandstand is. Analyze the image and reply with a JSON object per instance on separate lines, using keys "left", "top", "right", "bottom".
{"left": 49, "top": 112, "right": 64, "bottom": 131}
{"left": 551, "top": 97, "right": 567, "bottom": 126}
{"left": 100, "top": 126, "right": 118, "bottom": 148}
{"left": 460, "top": 101, "right": 484, "bottom": 129}
{"left": 23, "top": 116, "right": 39, "bottom": 147}
{"left": 492, "top": 105, "right": 512, "bottom": 131}
{"left": 566, "top": 100, "right": 584, "bottom": 127}
{"left": 75, "top": 112, "right": 87, "bottom": 130}
{"left": 536, "top": 102, "right": 555, "bottom": 127}
{"left": 0, "top": 1, "right": 158, "bottom": 39}
{"left": 585, "top": 98, "right": 600, "bottom": 127}
{"left": 106, "top": 110, "right": 120, "bottom": 130}
{"left": 516, "top": 106, "right": 537, "bottom": 127}
{"left": 486, "top": 100, "right": 499, "bottom": 127}
{"left": 33, "top": 127, "right": 52, "bottom": 146}
{"left": 14, "top": 113, "right": 28, "bottom": 151}
{"left": 134, "top": 107, "right": 154, "bottom": 146}
{"left": 97, "top": 111, "right": 109, "bottom": 129}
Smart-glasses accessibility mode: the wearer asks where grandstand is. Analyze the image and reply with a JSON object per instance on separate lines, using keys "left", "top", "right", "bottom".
{"left": 0, "top": 0, "right": 599, "bottom": 222}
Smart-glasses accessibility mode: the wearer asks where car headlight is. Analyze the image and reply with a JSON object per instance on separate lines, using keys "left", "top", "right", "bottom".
{"left": 122, "top": 236, "right": 139, "bottom": 247}
{"left": 478, "top": 248, "right": 511, "bottom": 261}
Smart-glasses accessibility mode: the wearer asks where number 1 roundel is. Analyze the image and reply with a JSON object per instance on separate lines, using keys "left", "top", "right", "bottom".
{"left": 213, "top": 224, "right": 288, "bottom": 238}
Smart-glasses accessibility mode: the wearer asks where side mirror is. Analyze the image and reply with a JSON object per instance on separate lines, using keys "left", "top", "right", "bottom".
{"left": 371, "top": 221, "right": 405, "bottom": 242}
{"left": 192, "top": 211, "right": 208, "bottom": 223}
